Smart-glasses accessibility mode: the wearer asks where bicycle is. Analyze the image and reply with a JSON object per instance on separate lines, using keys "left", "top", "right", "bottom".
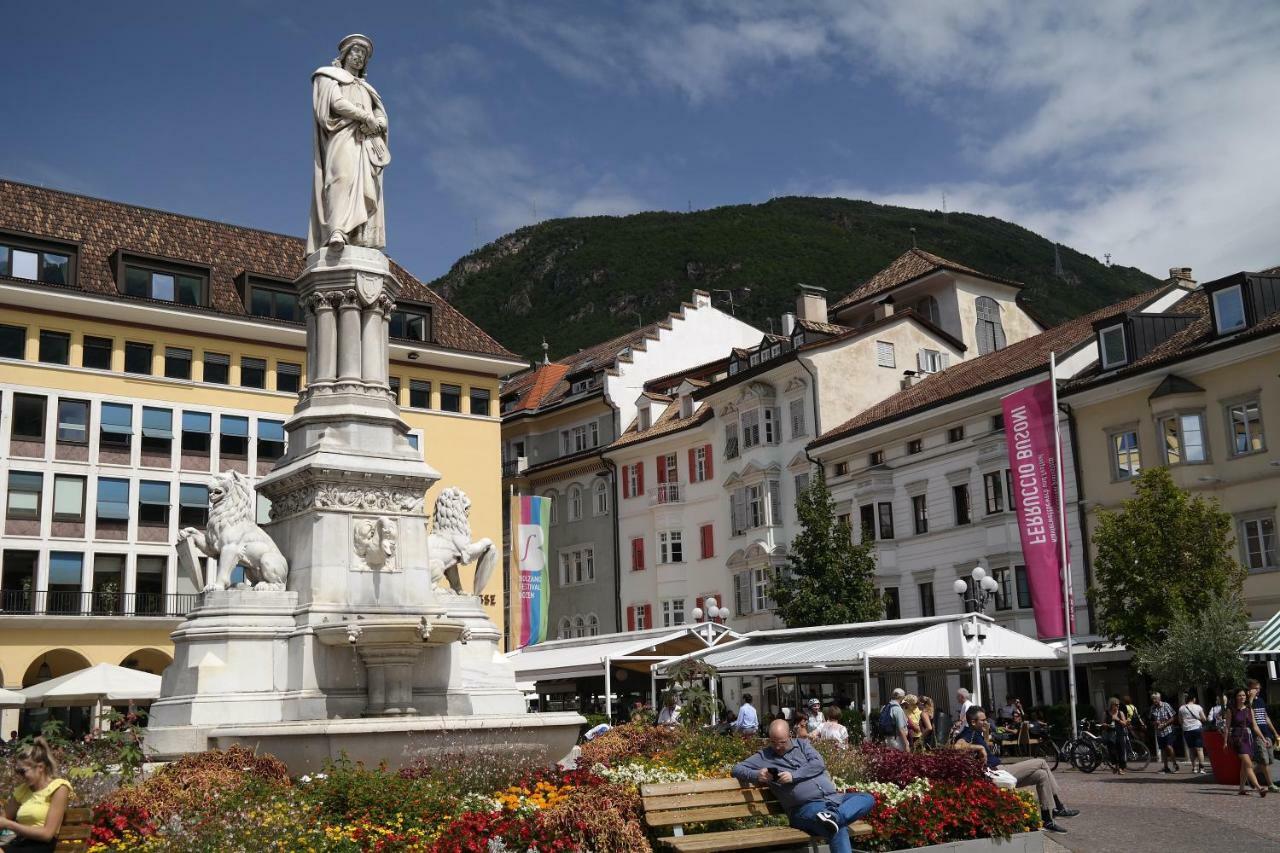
{"left": 1060, "top": 721, "right": 1107, "bottom": 773}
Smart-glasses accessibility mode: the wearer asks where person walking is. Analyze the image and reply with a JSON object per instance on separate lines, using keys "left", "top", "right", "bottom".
{"left": 919, "top": 696, "right": 937, "bottom": 749}
{"left": 903, "top": 694, "right": 924, "bottom": 751}
{"left": 1149, "top": 691, "right": 1178, "bottom": 773}
{"left": 1227, "top": 687, "right": 1268, "bottom": 796}
{"left": 882, "top": 688, "right": 910, "bottom": 751}
{"left": 1247, "top": 679, "right": 1280, "bottom": 793}
{"left": 1106, "top": 697, "right": 1130, "bottom": 774}
{"left": 1177, "top": 690, "right": 1208, "bottom": 775}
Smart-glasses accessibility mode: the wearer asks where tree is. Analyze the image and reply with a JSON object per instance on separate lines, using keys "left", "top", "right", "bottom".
{"left": 772, "top": 468, "right": 881, "bottom": 627}
{"left": 1132, "top": 594, "right": 1251, "bottom": 700}
{"left": 1089, "top": 467, "right": 1245, "bottom": 649}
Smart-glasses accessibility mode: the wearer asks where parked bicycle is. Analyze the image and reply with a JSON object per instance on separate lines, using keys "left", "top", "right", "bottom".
{"left": 1061, "top": 721, "right": 1152, "bottom": 773}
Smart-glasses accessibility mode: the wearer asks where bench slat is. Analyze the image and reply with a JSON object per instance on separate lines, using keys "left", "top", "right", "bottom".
{"left": 642, "top": 778, "right": 748, "bottom": 796}
{"left": 643, "top": 787, "right": 771, "bottom": 811}
{"left": 646, "top": 800, "right": 785, "bottom": 826}
{"left": 659, "top": 825, "right": 812, "bottom": 852}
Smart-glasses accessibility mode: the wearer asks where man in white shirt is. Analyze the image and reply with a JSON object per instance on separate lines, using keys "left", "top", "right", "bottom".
{"left": 1177, "top": 690, "right": 1207, "bottom": 775}
{"left": 657, "top": 693, "right": 681, "bottom": 726}
{"left": 735, "top": 693, "right": 760, "bottom": 736}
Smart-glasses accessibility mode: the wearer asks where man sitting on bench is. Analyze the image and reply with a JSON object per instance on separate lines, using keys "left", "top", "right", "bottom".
{"left": 732, "top": 719, "right": 875, "bottom": 853}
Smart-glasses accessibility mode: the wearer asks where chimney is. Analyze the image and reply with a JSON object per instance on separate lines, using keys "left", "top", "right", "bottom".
{"left": 1167, "top": 267, "right": 1196, "bottom": 288}
{"left": 795, "top": 284, "right": 828, "bottom": 323}
{"left": 781, "top": 312, "right": 796, "bottom": 336}
{"left": 872, "top": 296, "right": 896, "bottom": 322}
{"left": 900, "top": 369, "right": 920, "bottom": 390}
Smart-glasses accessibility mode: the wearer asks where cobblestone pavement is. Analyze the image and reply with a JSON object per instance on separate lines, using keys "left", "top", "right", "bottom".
{"left": 1046, "top": 764, "right": 1280, "bottom": 852}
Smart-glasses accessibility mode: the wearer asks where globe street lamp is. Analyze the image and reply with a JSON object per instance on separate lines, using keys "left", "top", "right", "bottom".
{"left": 953, "top": 565, "right": 999, "bottom": 707}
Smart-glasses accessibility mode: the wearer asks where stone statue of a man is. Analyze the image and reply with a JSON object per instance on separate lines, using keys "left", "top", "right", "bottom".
{"left": 308, "top": 33, "right": 390, "bottom": 255}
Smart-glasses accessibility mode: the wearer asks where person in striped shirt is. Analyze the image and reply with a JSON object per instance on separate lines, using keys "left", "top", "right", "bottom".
{"left": 1247, "top": 679, "right": 1280, "bottom": 793}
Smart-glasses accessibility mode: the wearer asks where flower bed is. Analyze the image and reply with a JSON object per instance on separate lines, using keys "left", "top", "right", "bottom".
{"left": 82, "top": 724, "right": 1038, "bottom": 851}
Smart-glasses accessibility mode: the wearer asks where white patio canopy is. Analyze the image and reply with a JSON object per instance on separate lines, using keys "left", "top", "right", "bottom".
{"left": 656, "top": 614, "right": 1065, "bottom": 731}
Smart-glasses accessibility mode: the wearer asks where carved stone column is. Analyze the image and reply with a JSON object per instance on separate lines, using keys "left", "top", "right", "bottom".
{"left": 337, "top": 290, "right": 362, "bottom": 382}
{"left": 304, "top": 297, "right": 319, "bottom": 385}
{"left": 313, "top": 294, "right": 338, "bottom": 383}
{"left": 360, "top": 301, "right": 385, "bottom": 386}
{"left": 379, "top": 295, "right": 395, "bottom": 393}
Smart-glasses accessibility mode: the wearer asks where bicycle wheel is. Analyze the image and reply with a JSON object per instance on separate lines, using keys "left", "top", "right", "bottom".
{"left": 1127, "top": 739, "right": 1152, "bottom": 771}
{"left": 1072, "top": 741, "right": 1101, "bottom": 773}
{"left": 1038, "top": 738, "right": 1060, "bottom": 771}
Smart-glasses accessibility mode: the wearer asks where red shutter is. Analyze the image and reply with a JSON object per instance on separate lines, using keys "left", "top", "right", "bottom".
{"left": 622, "top": 465, "right": 631, "bottom": 499}
{"left": 636, "top": 461, "right": 645, "bottom": 495}
{"left": 700, "top": 523, "right": 714, "bottom": 559}
{"left": 642, "top": 604, "right": 653, "bottom": 628}
{"left": 695, "top": 595, "right": 704, "bottom": 613}
{"left": 687, "top": 448, "right": 696, "bottom": 481}
{"left": 631, "top": 537, "right": 645, "bottom": 571}
{"left": 656, "top": 455, "right": 667, "bottom": 484}
{"left": 703, "top": 444, "right": 713, "bottom": 480}
{"left": 626, "top": 606, "right": 635, "bottom": 631}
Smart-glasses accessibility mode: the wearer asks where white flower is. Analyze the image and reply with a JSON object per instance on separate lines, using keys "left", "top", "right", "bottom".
{"left": 299, "top": 774, "right": 312, "bottom": 783}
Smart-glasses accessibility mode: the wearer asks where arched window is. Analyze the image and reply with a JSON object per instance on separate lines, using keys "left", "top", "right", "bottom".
{"left": 573, "top": 615, "right": 586, "bottom": 638}
{"left": 914, "top": 295, "right": 940, "bottom": 325}
{"left": 975, "top": 297, "right": 1007, "bottom": 355}
{"left": 568, "top": 485, "right": 583, "bottom": 522}
{"left": 587, "top": 613, "right": 599, "bottom": 636}
{"left": 558, "top": 617, "right": 571, "bottom": 639}
{"left": 593, "top": 479, "right": 609, "bottom": 516}
{"left": 544, "top": 490, "right": 559, "bottom": 525}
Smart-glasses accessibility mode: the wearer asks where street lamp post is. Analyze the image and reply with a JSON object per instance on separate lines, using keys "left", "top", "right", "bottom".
{"left": 953, "top": 566, "right": 999, "bottom": 707}
{"left": 691, "top": 598, "right": 730, "bottom": 724}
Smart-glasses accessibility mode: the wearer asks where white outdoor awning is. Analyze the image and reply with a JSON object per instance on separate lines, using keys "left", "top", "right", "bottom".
{"left": 507, "top": 623, "right": 739, "bottom": 682}
{"left": 1242, "top": 612, "right": 1280, "bottom": 660}
{"left": 21, "top": 663, "right": 161, "bottom": 707}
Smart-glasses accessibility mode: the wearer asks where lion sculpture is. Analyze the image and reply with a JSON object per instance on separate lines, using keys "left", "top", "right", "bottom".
{"left": 427, "top": 487, "right": 496, "bottom": 596}
{"left": 180, "top": 470, "right": 289, "bottom": 591}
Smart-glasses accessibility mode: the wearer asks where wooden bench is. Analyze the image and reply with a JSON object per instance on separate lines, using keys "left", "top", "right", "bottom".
{"left": 54, "top": 807, "right": 93, "bottom": 853}
{"left": 641, "top": 778, "right": 873, "bottom": 852}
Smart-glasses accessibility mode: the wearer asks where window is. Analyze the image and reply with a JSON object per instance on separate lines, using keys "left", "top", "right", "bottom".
{"left": 660, "top": 453, "right": 679, "bottom": 485}
{"left": 38, "top": 330, "right": 70, "bottom": 365}
{"left": 794, "top": 473, "right": 810, "bottom": 505}
{"left": 163, "top": 347, "right": 192, "bottom": 380}
{"left": 203, "top": 352, "right": 230, "bottom": 384}
{"left": 623, "top": 462, "right": 644, "bottom": 498}
{"left": 6, "top": 471, "right": 42, "bottom": 519}
{"left": 558, "top": 618, "right": 571, "bottom": 640}
{"left": 907, "top": 438, "right": 922, "bottom": 455}
{"left": 724, "top": 423, "right": 739, "bottom": 459}
{"left": 562, "top": 424, "right": 596, "bottom": 455}
{"left": 544, "top": 491, "right": 558, "bottom": 525}
{"left": 558, "top": 546, "right": 595, "bottom": 586}
{"left": 247, "top": 280, "right": 299, "bottom": 321}
{"left": 915, "top": 295, "right": 941, "bottom": 325}
{"left": 859, "top": 504, "right": 876, "bottom": 541}
{"left": 182, "top": 411, "right": 212, "bottom": 453}
{"left": 258, "top": 419, "right": 286, "bottom": 461}
{"left": 692, "top": 445, "right": 711, "bottom": 482}
{"left": 948, "top": 426, "right": 965, "bottom": 443}
{"left": 983, "top": 471, "right": 1005, "bottom": 514}
{"left": 918, "top": 582, "right": 935, "bottom": 617}
{"left": 745, "top": 484, "right": 766, "bottom": 529}
{"left": 277, "top": 362, "right": 301, "bottom": 393}
{"left": 407, "top": 433, "right": 419, "bottom": 451}
{"left": 789, "top": 398, "right": 807, "bottom": 438}
{"left": 1227, "top": 399, "right": 1265, "bottom": 456}
{"left": 389, "top": 307, "right": 431, "bottom": 342}
{"left": 699, "top": 523, "right": 714, "bottom": 559}
{"left": 993, "top": 567, "right": 1012, "bottom": 611}
{"left": 763, "top": 407, "right": 781, "bottom": 444}
{"left": 389, "top": 377, "right": 402, "bottom": 404}
{"left": 658, "top": 530, "right": 683, "bottom": 564}
{"left": 631, "top": 603, "right": 652, "bottom": 630}
{"left": 587, "top": 614, "right": 599, "bottom": 636}
{"left": 953, "top": 484, "right": 971, "bottom": 525}
{"left": 124, "top": 263, "right": 204, "bottom": 305}
{"left": 1241, "top": 515, "right": 1278, "bottom": 571}
{"left": 47, "top": 553, "right": 83, "bottom": 613}
{"left": 884, "top": 587, "right": 901, "bottom": 619}
{"left": 138, "top": 480, "right": 170, "bottom": 525}
{"left": 1213, "top": 286, "right": 1247, "bottom": 335}
{"left": 56, "top": 399, "right": 88, "bottom": 444}
{"left": 241, "top": 357, "right": 267, "bottom": 389}
{"left": 878, "top": 502, "right": 895, "bottom": 540}
{"left": 662, "top": 598, "right": 686, "bottom": 627}
{"left": 220, "top": 415, "right": 249, "bottom": 457}
{"left": 1160, "top": 412, "right": 1207, "bottom": 464}
{"left": 469, "top": 388, "right": 490, "bottom": 416}
{"left": 833, "top": 461, "right": 848, "bottom": 476}
{"left": 567, "top": 485, "right": 583, "bottom": 522}
{"left": 440, "top": 384, "right": 462, "bottom": 413}
{"left": 1109, "top": 429, "right": 1141, "bottom": 480}
{"left": 82, "top": 336, "right": 112, "bottom": 370}
{"left": 100, "top": 403, "right": 133, "bottom": 448}
{"left": 52, "top": 474, "right": 85, "bottom": 522}
{"left": 570, "top": 378, "right": 595, "bottom": 395}
{"left": 141, "top": 407, "right": 173, "bottom": 454}
{"left": 630, "top": 537, "right": 645, "bottom": 571}
{"left": 912, "top": 494, "right": 928, "bottom": 535}
{"left": 0, "top": 324, "right": 24, "bottom": 359}
{"left": 96, "top": 478, "right": 130, "bottom": 521}
{"left": 409, "top": 380, "right": 431, "bottom": 409}
{"left": 0, "top": 240, "right": 71, "bottom": 285}
{"left": 741, "top": 409, "right": 761, "bottom": 449}
{"left": 753, "top": 565, "right": 776, "bottom": 612}
{"left": 1015, "top": 565, "right": 1031, "bottom": 608}
{"left": 593, "top": 479, "right": 609, "bottom": 516}
{"left": 975, "top": 296, "right": 1007, "bottom": 355}
{"left": 991, "top": 413, "right": 1004, "bottom": 432}
{"left": 179, "top": 483, "right": 209, "bottom": 528}
{"left": 123, "top": 341, "right": 153, "bottom": 375}
{"left": 1099, "top": 324, "right": 1127, "bottom": 369}
{"left": 869, "top": 450, "right": 884, "bottom": 466}
{"left": 1006, "top": 469, "right": 1017, "bottom": 511}
{"left": 637, "top": 407, "right": 652, "bottom": 431}
{"left": 876, "top": 340, "right": 895, "bottom": 368}
{"left": 917, "top": 349, "right": 944, "bottom": 373}
{"left": 11, "top": 394, "right": 45, "bottom": 440}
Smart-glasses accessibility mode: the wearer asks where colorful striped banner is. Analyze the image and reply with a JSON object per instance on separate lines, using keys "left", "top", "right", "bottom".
{"left": 509, "top": 494, "right": 550, "bottom": 648}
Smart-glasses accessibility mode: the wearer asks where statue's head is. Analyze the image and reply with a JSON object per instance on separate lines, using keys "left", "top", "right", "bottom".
{"left": 208, "top": 470, "right": 246, "bottom": 509}
{"left": 335, "top": 33, "right": 373, "bottom": 77}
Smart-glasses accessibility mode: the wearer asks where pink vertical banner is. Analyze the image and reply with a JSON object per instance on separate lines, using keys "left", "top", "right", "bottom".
{"left": 1001, "top": 379, "right": 1074, "bottom": 639}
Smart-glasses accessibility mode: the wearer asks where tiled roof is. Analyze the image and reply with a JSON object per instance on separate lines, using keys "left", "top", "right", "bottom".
{"left": 610, "top": 401, "right": 712, "bottom": 450}
{"left": 507, "top": 363, "right": 572, "bottom": 413}
{"left": 642, "top": 356, "right": 731, "bottom": 393}
{"left": 0, "top": 180, "right": 516, "bottom": 359}
{"left": 830, "top": 249, "right": 1022, "bottom": 313}
{"left": 811, "top": 287, "right": 1164, "bottom": 447}
{"left": 796, "top": 318, "right": 849, "bottom": 336}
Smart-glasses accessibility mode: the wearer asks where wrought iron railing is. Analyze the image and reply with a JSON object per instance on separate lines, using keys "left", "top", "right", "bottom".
{"left": 0, "top": 589, "right": 197, "bottom": 617}
{"left": 650, "top": 482, "right": 682, "bottom": 506}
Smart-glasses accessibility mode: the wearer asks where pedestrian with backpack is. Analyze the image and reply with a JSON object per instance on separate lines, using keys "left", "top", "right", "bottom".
{"left": 879, "top": 688, "right": 910, "bottom": 750}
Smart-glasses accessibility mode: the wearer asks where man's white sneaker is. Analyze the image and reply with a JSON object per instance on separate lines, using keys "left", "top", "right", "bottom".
{"left": 816, "top": 811, "right": 840, "bottom": 836}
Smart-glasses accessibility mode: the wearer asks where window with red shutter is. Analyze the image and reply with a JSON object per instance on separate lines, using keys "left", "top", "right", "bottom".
{"left": 703, "top": 443, "right": 713, "bottom": 480}
{"left": 700, "top": 523, "right": 714, "bottom": 559}
{"left": 688, "top": 448, "right": 697, "bottom": 482}
{"left": 655, "top": 455, "right": 666, "bottom": 484}
{"left": 622, "top": 465, "right": 631, "bottom": 499}
{"left": 626, "top": 606, "right": 635, "bottom": 631}
{"left": 641, "top": 604, "right": 652, "bottom": 629}
{"left": 636, "top": 461, "right": 645, "bottom": 495}
{"left": 631, "top": 537, "right": 645, "bottom": 571}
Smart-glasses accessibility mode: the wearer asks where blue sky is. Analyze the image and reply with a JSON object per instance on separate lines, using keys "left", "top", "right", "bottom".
{"left": 5, "top": 1, "right": 1278, "bottom": 283}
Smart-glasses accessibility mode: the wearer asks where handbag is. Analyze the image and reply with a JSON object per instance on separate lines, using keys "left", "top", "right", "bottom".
{"left": 986, "top": 767, "right": 1017, "bottom": 789}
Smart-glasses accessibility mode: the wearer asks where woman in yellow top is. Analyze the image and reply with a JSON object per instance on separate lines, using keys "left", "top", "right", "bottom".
{"left": 904, "top": 694, "right": 925, "bottom": 751}
{"left": 0, "top": 737, "right": 72, "bottom": 852}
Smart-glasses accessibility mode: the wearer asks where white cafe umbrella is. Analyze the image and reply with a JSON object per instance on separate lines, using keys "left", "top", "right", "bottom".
{"left": 0, "top": 687, "right": 26, "bottom": 709}
{"left": 21, "top": 664, "right": 161, "bottom": 724}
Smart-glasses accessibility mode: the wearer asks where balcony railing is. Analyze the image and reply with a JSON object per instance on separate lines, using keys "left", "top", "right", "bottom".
{"left": 650, "top": 482, "right": 683, "bottom": 506}
{"left": 501, "top": 456, "right": 528, "bottom": 478}
{"left": 0, "top": 589, "right": 198, "bottom": 617}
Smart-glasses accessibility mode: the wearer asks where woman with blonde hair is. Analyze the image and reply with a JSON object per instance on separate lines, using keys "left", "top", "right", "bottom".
{"left": 919, "top": 696, "right": 937, "bottom": 749}
{"left": 0, "top": 736, "right": 72, "bottom": 851}
{"left": 903, "top": 694, "right": 925, "bottom": 751}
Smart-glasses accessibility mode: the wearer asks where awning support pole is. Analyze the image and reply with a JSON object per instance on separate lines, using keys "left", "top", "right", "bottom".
{"left": 861, "top": 651, "right": 872, "bottom": 739}
{"left": 710, "top": 674, "right": 718, "bottom": 725}
{"left": 971, "top": 613, "right": 983, "bottom": 708}
{"left": 651, "top": 667, "right": 658, "bottom": 710}
{"left": 604, "top": 656, "right": 612, "bottom": 723}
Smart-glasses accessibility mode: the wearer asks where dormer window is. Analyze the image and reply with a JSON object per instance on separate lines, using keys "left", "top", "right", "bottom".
{"left": 570, "top": 377, "right": 595, "bottom": 395}
{"left": 122, "top": 257, "right": 207, "bottom": 306}
{"left": 1099, "top": 323, "right": 1128, "bottom": 369}
{"left": 680, "top": 396, "right": 694, "bottom": 419}
{"left": 638, "top": 406, "right": 652, "bottom": 431}
{"left": 390, "top": 305, "right": 432, "bottom": 342}
{"left": 245, "top": 276, "right": 299, "bottom": 322}
{"left": 1, "top": 236, "right": 74, "bottom": 286}
{"left": 1213, "top": 286, "right": 1247, "bottom": 335}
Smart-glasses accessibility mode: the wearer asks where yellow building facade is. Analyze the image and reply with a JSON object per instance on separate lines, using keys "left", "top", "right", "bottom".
{"left": 0, "top": 180, "right": 523, "bottom": 734}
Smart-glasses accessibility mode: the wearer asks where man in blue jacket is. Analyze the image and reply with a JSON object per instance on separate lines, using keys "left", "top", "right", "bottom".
{"left": 732, "top": 719, "right": 874, "bottom": 853}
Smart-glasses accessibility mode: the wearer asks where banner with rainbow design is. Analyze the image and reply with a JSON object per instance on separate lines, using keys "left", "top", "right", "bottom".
{"left": 509, "top": 494, "right": 550, "bottom": 648}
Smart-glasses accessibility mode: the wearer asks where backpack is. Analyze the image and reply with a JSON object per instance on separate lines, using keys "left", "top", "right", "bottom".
{"left": 878, "top": 703, "right": 898, "bottom": 736}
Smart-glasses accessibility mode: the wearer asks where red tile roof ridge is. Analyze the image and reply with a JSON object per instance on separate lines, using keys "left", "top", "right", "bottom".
{"left": 830, "top": 248, "right": 1022, "bottom": 313}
